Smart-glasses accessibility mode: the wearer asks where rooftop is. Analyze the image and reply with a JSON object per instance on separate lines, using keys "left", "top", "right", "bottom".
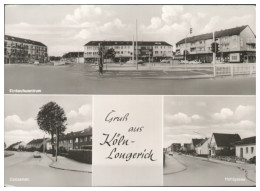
{"left": 60, "top": 126, "right": 92, "bottom": 140}
{"left": 176, "top": 25, "right": 251, "bottom": 45}
{"left": 5, "top": 35, "right": 47, "bottom": 47}
{"left": 212, "top": 133, "right": 241, "bottom": 147}
{"left": 235, "top": 136, "right": 256, "bottom": 146}
{"left": 192, "top": 138, "right": 204, "bottom": 147}
{"left": 85, "top": 41, "right": 172, "bottom": 47}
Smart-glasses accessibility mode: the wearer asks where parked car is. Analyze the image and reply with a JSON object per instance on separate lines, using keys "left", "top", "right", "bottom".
{"left": 33, "top": 151, "right": 41, "bottom": 158}
{"left": 160, "top": 59, "right": 170, "bottom": 63}
{"left": 168, "top": 152, "right": 173, "bottom": 156}
{"left": 189, "top": 60, "right": 202, "bottom": 64}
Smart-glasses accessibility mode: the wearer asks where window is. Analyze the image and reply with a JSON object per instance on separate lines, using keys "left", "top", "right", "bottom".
{"left": 70, "top": 139, "right": 73, "bottom": 144}
{"left": 251, "top": 147, "right": 254, "bottom": 154}
{"left": 246, "top": 147, "right": 248, "bottom": 154}
{"left": 89, "top": 136, "right": 92, "bottom": 141}
{"left": 75, "top": 138, "right": 78, "bottom": 143}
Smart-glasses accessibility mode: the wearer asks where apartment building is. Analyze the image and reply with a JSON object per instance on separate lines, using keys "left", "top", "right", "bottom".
{"left": 175, "top": 25, "right": 256, "bottom": 63}
{"left": 84, "top": 41, "right": 173, "bottom": 63}
{"left": 4, "top": 35, "right": 48, "bottom": 64}
{"left": 59, "top": 127, "right": 92, "bottom": 151}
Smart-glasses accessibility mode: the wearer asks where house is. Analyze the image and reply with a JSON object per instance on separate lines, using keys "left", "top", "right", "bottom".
{"left": 59, "top": 126, "right": 92, "bottom": 151}
{"left": 235, "top": 136, "right": 256, "bottom": 160}
{"left": 209, "top": 133, "right": 241, "bottom": 156}
{"left": 195, "top": 138, "right": 210, "bottom": 156}
{"left": 191, "top": 138, "right": 204, "bottom": 150}
{"left": 171, "top": 143, "right": 181, "bottom": 152}
{"left": 182, "top": 143, "right": 192, "bottom": 152}
{"left": 62, "top": 52, "right": 84, "bottom": 63}
{"left": 6, "top": 141, "right": 26, "bottom": 151}
{"left": 26, "top": 138, "right": 50, "bottom": 151}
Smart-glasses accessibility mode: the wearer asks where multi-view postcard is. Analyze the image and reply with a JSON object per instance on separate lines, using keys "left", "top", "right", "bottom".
{"left": 3, "top": 3, "right": 256, "bottom": 187}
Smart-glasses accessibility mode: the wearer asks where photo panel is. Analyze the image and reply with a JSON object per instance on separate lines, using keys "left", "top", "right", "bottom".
{"left": 163, "top": 96, "right": 256, "bottom": 186}
{"left": 4, "top": 95, "right": 92, "bottom": 187}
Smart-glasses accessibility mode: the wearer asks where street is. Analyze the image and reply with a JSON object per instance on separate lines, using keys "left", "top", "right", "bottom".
{"left": 164, "top": 153, "right": 255, "bottom": 186}
{"left": 4, "top": 64, "right": 256, "bottom": 95}
{"left": 4, "top": 151, "right": 92, "bottom": 187}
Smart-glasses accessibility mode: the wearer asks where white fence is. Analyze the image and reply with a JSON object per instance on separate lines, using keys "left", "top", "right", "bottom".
{"left": 215, "top": 64, "right": 256, "bottom": 77}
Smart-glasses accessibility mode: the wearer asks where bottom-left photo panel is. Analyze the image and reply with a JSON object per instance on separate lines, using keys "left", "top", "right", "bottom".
{"left": 4, "top": 95, "right": 92, "bottom": 187}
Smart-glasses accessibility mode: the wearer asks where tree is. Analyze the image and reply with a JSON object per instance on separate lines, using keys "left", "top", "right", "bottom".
{"left": 104, "top": 48, "right": 116, "bottom": 62}
{"left": 36, "top": 102, "right": 67, "bottom": 157}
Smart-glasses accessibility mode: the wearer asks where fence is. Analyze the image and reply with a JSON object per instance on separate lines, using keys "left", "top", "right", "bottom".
{"left": 215, "top": 63, "right": 256, "bottom": 77}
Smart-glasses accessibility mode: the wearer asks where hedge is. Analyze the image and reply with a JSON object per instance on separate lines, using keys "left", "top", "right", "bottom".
{"left": 68, "top": 149, "right": 92, "bottom": 164}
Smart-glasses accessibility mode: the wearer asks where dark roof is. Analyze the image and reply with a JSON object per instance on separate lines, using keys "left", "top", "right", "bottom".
{"left": 27, "top": 138, "right": 49, "bottom": 145}
{"left": 192, "top": 138, "right": 204, "bottom": 147}
{"left": 235, "top": 136, "right": 256, "bottom": 145}
{"left": 84, "top": 41, "right": 172, "bottom": 47}
{"left": 5, "top": 35, "right": 47, "bottom": 47}
{"left": 7, "top": 141, "right": 22, "bottom": 149}
{"left": 60, "top": 126, "right": 92, "bottom": 140}
{"left": 176, "top": 25, "right": 249, "bottom": 45}
{"left": 213, "top": 133, "right": 241, "bottom": 147}
{"left": 63, "top": 52, "right": 84, "bottom": 58}
{"left": 196, "top": 138, "right": 209, "bottom": 147}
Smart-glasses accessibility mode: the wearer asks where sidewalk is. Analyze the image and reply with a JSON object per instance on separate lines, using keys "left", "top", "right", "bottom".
{"left": 164, "top": 154, "right": 187, "bottom": 175}
{"left": 45, "top": 153, "right": 92, "bottom": 173}
{"left": 184, "top": 154, "right": 256, "bottom": 183}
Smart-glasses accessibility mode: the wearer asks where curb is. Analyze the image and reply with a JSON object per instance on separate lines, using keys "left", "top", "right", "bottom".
{"left": 163, "top": 155, "right": 187, "bottom": 175}
{"left": 45, "top": 153, "right": 92, "bottom": 173}
{"left": 49, "top": 161, "right": 92, "bottom": 173}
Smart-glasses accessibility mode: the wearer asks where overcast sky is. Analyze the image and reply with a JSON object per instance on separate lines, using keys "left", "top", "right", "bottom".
{"left": 5, "top": 5, "right": 256, "bottom": 56}
{"left": 4, "top": 95, "right": 92, "bottom": 147}
{"left": 164, "top": 96, "right": 255, "bottom": 148}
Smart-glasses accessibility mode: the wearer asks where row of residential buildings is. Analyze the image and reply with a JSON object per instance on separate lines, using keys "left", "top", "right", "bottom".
{"left": 4, "top": 35, "right": 48, "bottom": 64}
{"left": 6, "top": 127, "right": 92, "bottom": 152}
{"left": 167, "top": 133, "right": 256, "bottom": 161}
{"left": 4, "top": 25, "right": 256, "bottom": 64}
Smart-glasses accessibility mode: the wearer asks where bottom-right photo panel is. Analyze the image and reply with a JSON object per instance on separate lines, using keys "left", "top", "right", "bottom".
{"left": 163, "top": 96, "right": 256, "bottom": 187}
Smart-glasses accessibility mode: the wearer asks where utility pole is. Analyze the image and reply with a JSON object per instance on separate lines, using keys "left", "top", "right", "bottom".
{"left": 136, "top": 19, "right": 138, "bottom": 70}
{"left": 213, "top": 31, "right": 216, "bottom": 77}
{"left": 56, "top": 128, "right": 58, "bottom": 162}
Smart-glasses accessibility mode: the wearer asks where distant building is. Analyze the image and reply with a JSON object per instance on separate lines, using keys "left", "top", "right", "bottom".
{"left": 182, "top": 143, "right": 192, "bottom": 152}
{"left": 59, "top": 126, "right": 92, "bottom": 151}
{"left": 171, "top": 143, "right": 181, "bottom": 152}
{"left": 62, "top": 51, "right": 84, "bottom": 63}
{"left": 191, "top": 138, "right": 204, "bottom": 150}
{"left": 195, "top": 138, "right": 210, "bottom": 156}
{"left": 26, "top": 138, "right": 50, "bottom": 151}
{"left": 209, "top": 133, "right": 241, "bottom": 156}
{"left": 175, "top": 25, "right": 256, "bottom": 63}
{"left": 6, "top": 141, "right": 26, "bottom": 151}
{"left": 84, "top": 41, "right": 173, "bottom": 63}
{"left": 4, "top": 35, "right": 48, "bottom": 64}
{"left": 235, "top": 136, "right": 256, "bottom": 160}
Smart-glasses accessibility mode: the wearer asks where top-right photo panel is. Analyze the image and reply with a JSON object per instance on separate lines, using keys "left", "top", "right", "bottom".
{"left": 4, "top": 4, "right": 256, "bottom": 95}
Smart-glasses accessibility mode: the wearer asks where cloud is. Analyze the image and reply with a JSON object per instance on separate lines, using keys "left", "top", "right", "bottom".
{"left": 161, "top": 5, "right": 184, "bottom": 24}
{"left": 234, "top": 105, "right": 255, "bottom": 120}
{"left": 67, "top": 104, "right": 91, "bottom": 119}
{"left": 165, "top": 112, "right": 192, "bottom": 125}
{"left": 62, "top": 5, "right": 102, "bottom": 25}
{"left": 66, "top": 121, "right": 92, "bottom": 133}
{"left": 212, "top": 108, "right": 234, "bottom": 121}
{"left": 5, "top": 115, "right": 38, "bottom": 132}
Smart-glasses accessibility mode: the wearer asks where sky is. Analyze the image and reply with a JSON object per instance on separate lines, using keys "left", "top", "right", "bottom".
{"left": 4, "top": 95, "right": 92, "bottom": 147}
{"left": 5, "top": 5, "right": 256, "bottom": 56}
{"left": 164, "top": 96, "right": 256, "bottom": 148}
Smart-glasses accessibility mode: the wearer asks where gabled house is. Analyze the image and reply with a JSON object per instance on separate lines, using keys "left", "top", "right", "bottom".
{"left": 6, "top": 141, "right": 26, "bottom": 151}
{"left": 209, "top": 133, "right": 241, "bottom": 156}
{"left": 26, "top": 138, "right": 50, "bottom": 151}
{"left": 182, "top": 143, "right": 192, "bottom": 152}
{"left": 171, "top": 143, "right": 181, "bottom": 152}
{"left": 235, "top": 136, "right": 256, "bottom": 160}
{"left": 195, "top": 138, "right": 209, "bottom": 156}
{"left": 191, "top": 138, "right": 204, "bottom": 150}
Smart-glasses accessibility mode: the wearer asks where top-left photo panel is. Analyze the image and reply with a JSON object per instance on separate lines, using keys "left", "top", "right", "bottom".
{"left": 4, "top": 4, "right": 256, "bottom": 95}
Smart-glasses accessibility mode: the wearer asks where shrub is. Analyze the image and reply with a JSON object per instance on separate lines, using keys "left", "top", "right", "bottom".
{"left": 68, "top": 149, "right": 92, "bottom": 164}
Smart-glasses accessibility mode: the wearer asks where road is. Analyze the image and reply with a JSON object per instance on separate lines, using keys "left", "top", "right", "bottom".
{"left": 4, "top": 151, "right": 92, "bottom": 187}
{"left": 5, "top": 64, "right": 255, "bottom": 95}
{"left": 164, "top": 153, "right": 255, "bottom": 186}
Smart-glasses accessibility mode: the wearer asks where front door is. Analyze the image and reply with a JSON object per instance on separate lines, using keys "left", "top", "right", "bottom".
{"left": 240, "top": 148, "right": 243, "bottom": 158}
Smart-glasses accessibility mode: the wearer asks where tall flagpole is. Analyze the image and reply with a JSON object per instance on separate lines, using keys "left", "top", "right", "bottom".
{"left": 136, "top": 19, "right": 138, "bottom": 70}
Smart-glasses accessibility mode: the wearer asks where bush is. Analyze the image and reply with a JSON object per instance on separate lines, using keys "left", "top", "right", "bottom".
{"left": 249, "top": 156, "right": 256, "bottom": 164}
{"left": 68, "top": 149, "right": 92, "bottom": 164}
